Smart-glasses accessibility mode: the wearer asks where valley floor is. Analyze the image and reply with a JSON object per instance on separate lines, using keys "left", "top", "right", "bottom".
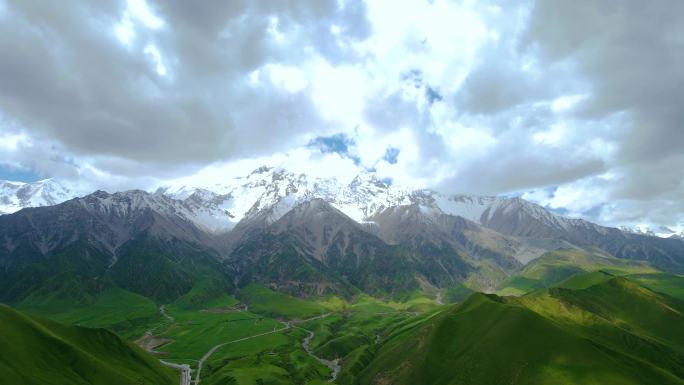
{"left": 135, "top": 292, "right": 430, "bottom": 385}
{"left": 6, "top": 271, "right": 684, "bottom": 385}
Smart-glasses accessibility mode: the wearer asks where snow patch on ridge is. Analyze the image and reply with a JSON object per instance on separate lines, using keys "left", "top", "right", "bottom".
{"left": 0, "top": 179, "right": 74, "bottom": 215}
{"left": 2, "top": 167, "right": 677, "bottom": 240}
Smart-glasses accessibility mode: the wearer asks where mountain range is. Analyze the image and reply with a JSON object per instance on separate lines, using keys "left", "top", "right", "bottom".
{"left": 1, "top": 166, "right": 683, "bottom": 306}
{"left": 2, "top": 166, "right": 684, "bottom": 385}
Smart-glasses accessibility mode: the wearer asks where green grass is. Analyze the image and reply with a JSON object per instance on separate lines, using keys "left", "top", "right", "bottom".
{"left": 347, "top": 295, "right": 397, "bottom": 313}
{"left": 497, "top": 249, "right": 659, "bottom": 295}
{"left": 547, "top": 278, "right": 684, "bottom": 348}
{"left": 4, "top": 283, "right": 422, "bottom": 385}
{"left": 159, "top": 304, "right": 282, "bottom": 361}
{"left": 238, "top": 285, "right": 330, "bottom": 319}
{"left": 556, "top": 270, "right": 616, "bottom": 290}
{"left": 18, "top": 287, "right": 161, "bottom": 338}
{"left": 202, "top": 329, "right": 331, "bottom": 385}
{"left": 0, "top": 305, "right": 176, "bottom": 385}
{"left": 443, "top": 283, "right": 474, "bottom": 303}
{"left": 497, "top": 276, "right": 544, "bottom": 295}
{"left": 172, "top": 278, "right": 239, "bottom": 310}
{"left": 10, "top": 260, "right": 682, "bottom": 385}
{"left": 357, "top": 279, "right": 684, "bottom": 385}
{"left": 626, "top": 273, "right": 684, "bottom": 300}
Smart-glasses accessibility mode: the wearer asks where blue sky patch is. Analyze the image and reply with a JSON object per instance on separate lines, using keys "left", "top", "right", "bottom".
{"left": 308, "top": 133, "right": 353, "bottom": 155}
{"left": 0, "top": 165, "right": 41, "bottom": 182}
{"left": 426, "top": 86, "right": 443, "bottom": 104}
{"left": 383, "top": 147, "right": 400, "bottom": 164}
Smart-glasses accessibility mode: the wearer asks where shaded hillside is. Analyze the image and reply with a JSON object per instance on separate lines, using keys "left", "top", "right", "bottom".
{"left": 0, "top": 305, "right": 176, "bottom": 385}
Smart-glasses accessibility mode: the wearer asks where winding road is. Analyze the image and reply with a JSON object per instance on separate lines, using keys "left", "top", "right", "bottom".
{"left": 149, "top": 308, "right": 342, "bottom": 385}
{"left": 191, "top": 325, "right": 290, "bottom": 385}
{"left": 191, "top": 313, "right": 333, "bottom": 385}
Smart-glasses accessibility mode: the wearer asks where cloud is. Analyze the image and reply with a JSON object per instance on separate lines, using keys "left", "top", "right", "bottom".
{"left": 0, "top": 0, "right": 681, "bottom": 230}
{"left": 518, "top": 0, "right": 684, "bottom": 227}
{"left": 0, "top": 0, "right": 370, "bottom": 172}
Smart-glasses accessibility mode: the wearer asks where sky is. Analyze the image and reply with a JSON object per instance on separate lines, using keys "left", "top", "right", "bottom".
{"left": 0, "top": 0, "right": 682, "bottom": 232}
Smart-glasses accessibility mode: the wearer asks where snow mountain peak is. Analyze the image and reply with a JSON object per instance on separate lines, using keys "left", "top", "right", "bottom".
{"left": 0, "top": 178, "right": 73, "bottom": 215}
{"left": 1, "top": 166, "right": 677, "bottom": 242}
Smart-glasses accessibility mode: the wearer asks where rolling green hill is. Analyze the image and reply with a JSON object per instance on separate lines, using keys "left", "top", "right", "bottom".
{"left": 626, "top": 273, "right": 684, "bottom": 301}
{"left": 0, "top": 305, "right": 175, "bottom": 385}
{"left": 497, "top": 249, "right": 658, "bottom": 295}
{"left": 555, "top": 270, "right": 616, "bottom": 289}
{"left": 357, "top": 278, "right": 684, "bottom": 385}
{"left": 19, "top": 287, "right": 158, "bottom": 326}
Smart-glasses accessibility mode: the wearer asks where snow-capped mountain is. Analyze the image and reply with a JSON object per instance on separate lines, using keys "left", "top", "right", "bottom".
{"left": 2, "top": 166, "right": 684, "bottom": 302}
{"left": 619, "top": 225, "right": 683, "bottom": 239}
{"left": 1, "top": 167, "right": 679, "bottom": 243}
{"left": 159, "top": 166, "right": 415, "bottom": 229}
{"left": 160, "top": 166, "right": 483, "bottom": 228}
{"left": 158, "top": 166, "right": 589, "bottom": 236}
{"left": 0, "top": 179, "right": 75, "bottom": 215}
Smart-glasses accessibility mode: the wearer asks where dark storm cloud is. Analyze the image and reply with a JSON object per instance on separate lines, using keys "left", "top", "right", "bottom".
{"left": 0, "top": 0, "right": 370, "bottom": 172}
{"left": 455, "top": 55, "right": 546, "bottom": 115}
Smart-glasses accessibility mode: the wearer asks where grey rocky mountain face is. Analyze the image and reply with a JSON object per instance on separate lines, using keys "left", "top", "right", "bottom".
{"left": 0, "top": 166, "right": 683, "bottom": 303}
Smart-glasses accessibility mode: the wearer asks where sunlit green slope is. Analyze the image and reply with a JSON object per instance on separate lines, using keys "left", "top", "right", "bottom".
{"left": 358, "top": 277, "right": 684, "bottom": 385}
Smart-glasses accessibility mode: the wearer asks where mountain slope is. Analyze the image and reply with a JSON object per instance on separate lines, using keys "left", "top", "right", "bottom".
{"left": 356, "top": 280, "right": 684, "bottom": 385}
{"left": 479, "top": 198, "right": 684, "bottom": 272}
{"left": 0, "top": 190, "right": 231, "bottom": 304}
{"left": 1, "top": 166, "right": 682, "bottom": 303}
{"left": 0, "top": 305, "right": 175, "bottom": 385}
{"left": 626, "top": 273, "right": 684, "bottom": 301}
{"left": 496, "top": 248, "right": 658, "bottom": 295}
{"left": 3, "top": 167, "right": 684, "bottom": 274}
{"left": 163, "top": 167, "right": 684, "bottom": 273}
{"left": 226, "top": 199, "right": 446, "bottom": 297}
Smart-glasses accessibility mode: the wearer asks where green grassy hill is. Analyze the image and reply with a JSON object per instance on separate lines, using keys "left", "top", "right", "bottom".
{"left": 497, "top": 249, "right": 658, "bottom": 295}
{"left": 555, "top": 270, "right": 615, "bottom": 289}
{"left": 626, "top": 273, "right": 684, "bottom": 300}
{"left": 17, "top": 286, "right": 161, "bottom": 339}
{"left": 357, "top": 278, "right": 684, "bottom": 385}
{"left": 0, "top": 305, "right": 175, "bottom": 385}
{"left": 238, "top": 284, "right": 331, "bottom": 319}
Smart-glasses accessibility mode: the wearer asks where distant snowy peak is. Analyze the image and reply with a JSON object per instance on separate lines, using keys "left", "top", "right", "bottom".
{"left": 5, "top": 167, "right": 661, "bottom": 241}
{"left": 430, "top": 193, "right": 500, "bottom": 223}
{"left": 160, "top": 166, "right": 515, "bottom": 230}
{"left": 163, "top": 167, "right": 412, "bottom": 226}
{"left": 74, "top": 189, "right": 236, "bottom": 234}
{"left": 0, "top": 179, "right": 75, "bottom": 215}
{"left": 619, "top": 225, "right": 682, "bottom": 239}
